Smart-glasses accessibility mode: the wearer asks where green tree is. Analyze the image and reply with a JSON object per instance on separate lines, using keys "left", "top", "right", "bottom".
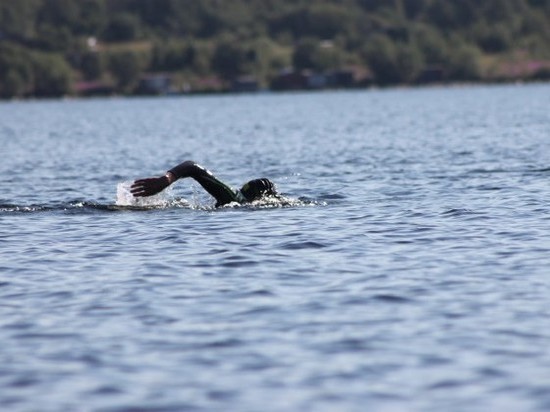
{"left": 402, "top": 0, "right": 429, "bottom": 19}
{"left": 0, "top": 0, "right": 40, "bottom": 38}
{"left": 474, "top": 23, "right": 512, "bottom": 53}
{"left": 306, "top": 4, "right": 356, "bottom": 39}
{"left": 413, "top": 25, "right": 449, "bottom": 65}
{"left": 395, "top": 43, "right": 424, "bottom": 82}
{"left": 127, "top": 0, "right": 202, "bottom": 36}
{"left": 108, "top": 50, "right": 146, "bottom": 92}
{"left": 271, "top": 4, "right": 356, "bottom": 40}
{"left": 359, "top": 0, "right": 392, "bottom": 12}
{"left": 151, "top": 41, "right": 195, "bottom": 72}
{"left": 76, "top": 0, "right": 106, "bottom": 35}
{"left": 292, "top": 38, "right": 344, "bottom": 71}
{"left": 34, "top": 24, "right": 72, "bottom": 51}
{"left": 102, "top": 13, "right": 141, "bottom": 42}
{"left": 0, "top": 43, "right": 34, "bottom": 98}
{"left": 80, "top": 51, "right": 104, "bottom": 80}
{"left": 448, "top": 43, "right": 482, "bottom": 80}
{"left": 362, "top": 34, "right": 401, "bottom": 84}
{"left": 31, "top": 51, "right": 73, "bottom": 97}
{"left": 189, "top": 43, "right": 213, "bottom": 75}
{"left": 37, "top": 0, "right": 80, "bottom": 29}
{"left": 292, "top": 38, "right": 318, "bottom": 70}
{"left": 2, "top": 70, "right": 28, "bottom": 97}
{"left": 211, "top": 40, "right": 250, "bottom": 80}
{"left": 427, "top": 0, "right": 478, "bottom": 31}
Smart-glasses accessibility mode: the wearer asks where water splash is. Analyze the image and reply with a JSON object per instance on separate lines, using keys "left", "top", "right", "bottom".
{"left": 219, "top": 195, "right": 324, "bottom": 209}
{"left": 115, "top": 181, "right": 178, "bottom": 208}
{"left": 0, "top": 204, "right": 50, "bottom": 213}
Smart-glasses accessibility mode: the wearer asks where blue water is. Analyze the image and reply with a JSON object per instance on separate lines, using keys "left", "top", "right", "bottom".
{"left": 1, "top": 84, "right": 550, "bottom": 412}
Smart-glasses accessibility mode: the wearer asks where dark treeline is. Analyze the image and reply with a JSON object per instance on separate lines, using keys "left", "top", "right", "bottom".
{"left": 1, "top": 0, "right": 549, "bottom": 98}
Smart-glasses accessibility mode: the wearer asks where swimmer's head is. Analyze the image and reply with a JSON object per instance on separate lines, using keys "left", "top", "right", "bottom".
{"left": 240, "top": 178, "right": 277, "bottom": 202}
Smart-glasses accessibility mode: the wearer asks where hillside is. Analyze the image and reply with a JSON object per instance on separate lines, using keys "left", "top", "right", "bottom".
{"left": 1, "top": 0, "right": 549, "bottom": 98}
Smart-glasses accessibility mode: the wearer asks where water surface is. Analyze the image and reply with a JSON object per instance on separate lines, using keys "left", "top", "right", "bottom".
{"left": 1, "top": 84, "right": 550, "bottom": 411}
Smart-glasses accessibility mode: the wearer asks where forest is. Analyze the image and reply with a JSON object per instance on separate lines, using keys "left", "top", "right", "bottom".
{"left": 1, "top": 0, "right": 549, "bottom": 98}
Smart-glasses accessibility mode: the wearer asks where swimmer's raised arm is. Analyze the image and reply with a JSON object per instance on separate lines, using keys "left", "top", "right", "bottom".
{"left": 131, "top": 160, "right": 240, "bottom": 206}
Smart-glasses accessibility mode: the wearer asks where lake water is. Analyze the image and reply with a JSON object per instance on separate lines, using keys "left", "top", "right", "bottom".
{"left": 1, "top": 84, "right": 549, "bottom": 412}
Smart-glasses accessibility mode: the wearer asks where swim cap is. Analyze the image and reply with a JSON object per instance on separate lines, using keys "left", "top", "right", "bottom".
{"left": 240, "top": 178, "right": 277, "bottom": 202}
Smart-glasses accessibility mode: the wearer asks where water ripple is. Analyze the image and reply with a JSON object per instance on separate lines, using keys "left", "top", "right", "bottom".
{"left": 2, "top": 85, "right": 550, "bottom": 412}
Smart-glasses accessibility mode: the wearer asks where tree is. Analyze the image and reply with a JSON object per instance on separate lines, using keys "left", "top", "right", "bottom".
{"left": 151, "top": 41, "right": 195, "bottom": 72}
{"left": 37, "top": 0, "right": 80, "bottom": 29}
{"left": 0, "top": 43, "right": 34, "bottom": 98}
{"left": 35, "top": 24, "right": 72, "bottom": 51}
{"left": 402, "top": 0, "right": 429, "bottom": 19}
{"left": 211, "top": 40, "right": 249, "bottom": 80}
{"left": 31, "top": 51, "right": 73, "bottom": 97}
{"left": 474, "top": 23, "right": 512, "bottom": 53}
{"left": 362, "top": 34, "right": 401, "bottom": 84}
{"left": 102, "top": 13, "right": 141, "bottom": 42}
{"left": 412, "top": 24, "right": 450, "bottom": 69}
{"left": 292, "top": 38, "right": 344, "bottom": 71}
{"left": 127, "top": 0, "right": 202, "bottom": 36}
{"left": 305, "top": 4, "right": 356, "bottom": 39}
{"left": 2, "top": 70, "right": 28, "bottom": 98}
{"left": 448, "top": 43, "right": 482, "bottom": 80}
{"left": 108, "top": 50, "right": 146, "bottom": 92}
{"left": 395, "top": 43, "right": 424, "bottom": 82}
{"left": 426, "top": 0, "right": 478, "bottom": 31}
{"left": 80, "top": 51, "right": 104, "bottom": 80}
{"left": 0, "top": 0, "right": 40, "bottom": 38}
{"left": 76, "top": 0, "right": 106, "bottom": 35}
{"left": 292, "top": 38, "right": 318, "bottom": 70}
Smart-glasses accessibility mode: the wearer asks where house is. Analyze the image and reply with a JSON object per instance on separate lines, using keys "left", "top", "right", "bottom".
{"left": 192, "top": 76, "right": 225, "bottom": 93}
{"left": 137, "top": 74, "right": 174, "bottom": 95}
{"left": 74, "top": 81, "right": 114, "bottom": 97}
{"left": 306, "top": 71, "right": 327, "bottom": 89}
{"left": 271, "top": 69, "right": 308, "bottom": 91}
{"left": 327, "top": 69, "right": 355, "bottom": 88}
{"left": 232, "top": 75, "right": 259, "bottom": 93}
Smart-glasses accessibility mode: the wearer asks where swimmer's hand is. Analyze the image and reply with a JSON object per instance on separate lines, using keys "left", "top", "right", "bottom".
{"left": 130, "top": 176, "right": 170, "bottom": 197}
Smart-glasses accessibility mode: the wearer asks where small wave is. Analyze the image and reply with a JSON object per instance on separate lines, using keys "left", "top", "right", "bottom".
{"left": 317, "top": 193, "right": 346, "bottom": 201}
{"left": 468, "top": 166, "right": 550, "bottom": 175}
{"left": 0, "top": 201, "right": 178, "bottom": 214}
{"left": 528, "top": 166, "right": 550, "bottom": 173}
{"left": 280, "top": 240, "right": 328, "bottom": 250}
{"left": 0, "top": 202, "right": 88, "bottom": 214}
{"left": 0, "top": 204, "right": 50, "bottom": 213}
{"left": 371, "top": 293, "right": 413, "bottom": 304}
{"left": 441, "top": 208, "right": 476, "bottom": 217}
{"left": 466, "top": 168, "right": 511, "bottom": 174}
{"left": 219, "top": 195, "right": 324, "bottom": 210}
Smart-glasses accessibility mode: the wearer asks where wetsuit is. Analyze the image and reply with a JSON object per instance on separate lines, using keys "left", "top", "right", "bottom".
{"left": 168, "top": 161, "right": 246, "bottom": 207}
{"left": 167, "top": 161, "right": 277, "bottom": 207}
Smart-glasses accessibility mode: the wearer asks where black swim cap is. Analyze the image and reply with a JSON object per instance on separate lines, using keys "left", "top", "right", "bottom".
{"left": 240, "top": 178, "right": 277, "bottom": 202}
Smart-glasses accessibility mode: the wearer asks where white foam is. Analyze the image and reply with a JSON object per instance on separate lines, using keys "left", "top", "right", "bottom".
{"left": 219, "top": 195, "right": 323, "bottom": 209}
{"left": 116, "top": 181, "right": 174, "bottom": 208}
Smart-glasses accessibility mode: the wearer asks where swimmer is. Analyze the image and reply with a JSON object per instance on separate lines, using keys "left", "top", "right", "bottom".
{"left": 131, "top": 160, "right": 278, "bottom": 207}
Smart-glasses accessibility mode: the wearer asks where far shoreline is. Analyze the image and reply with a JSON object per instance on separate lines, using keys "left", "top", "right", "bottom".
{"left": 1, "top": 79, "right": 549, "bottom": 104}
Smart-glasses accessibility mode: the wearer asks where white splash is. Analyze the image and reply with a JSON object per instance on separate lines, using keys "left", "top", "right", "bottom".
{"left": 116, "top": 181, "right": 174, "bottom": 208}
